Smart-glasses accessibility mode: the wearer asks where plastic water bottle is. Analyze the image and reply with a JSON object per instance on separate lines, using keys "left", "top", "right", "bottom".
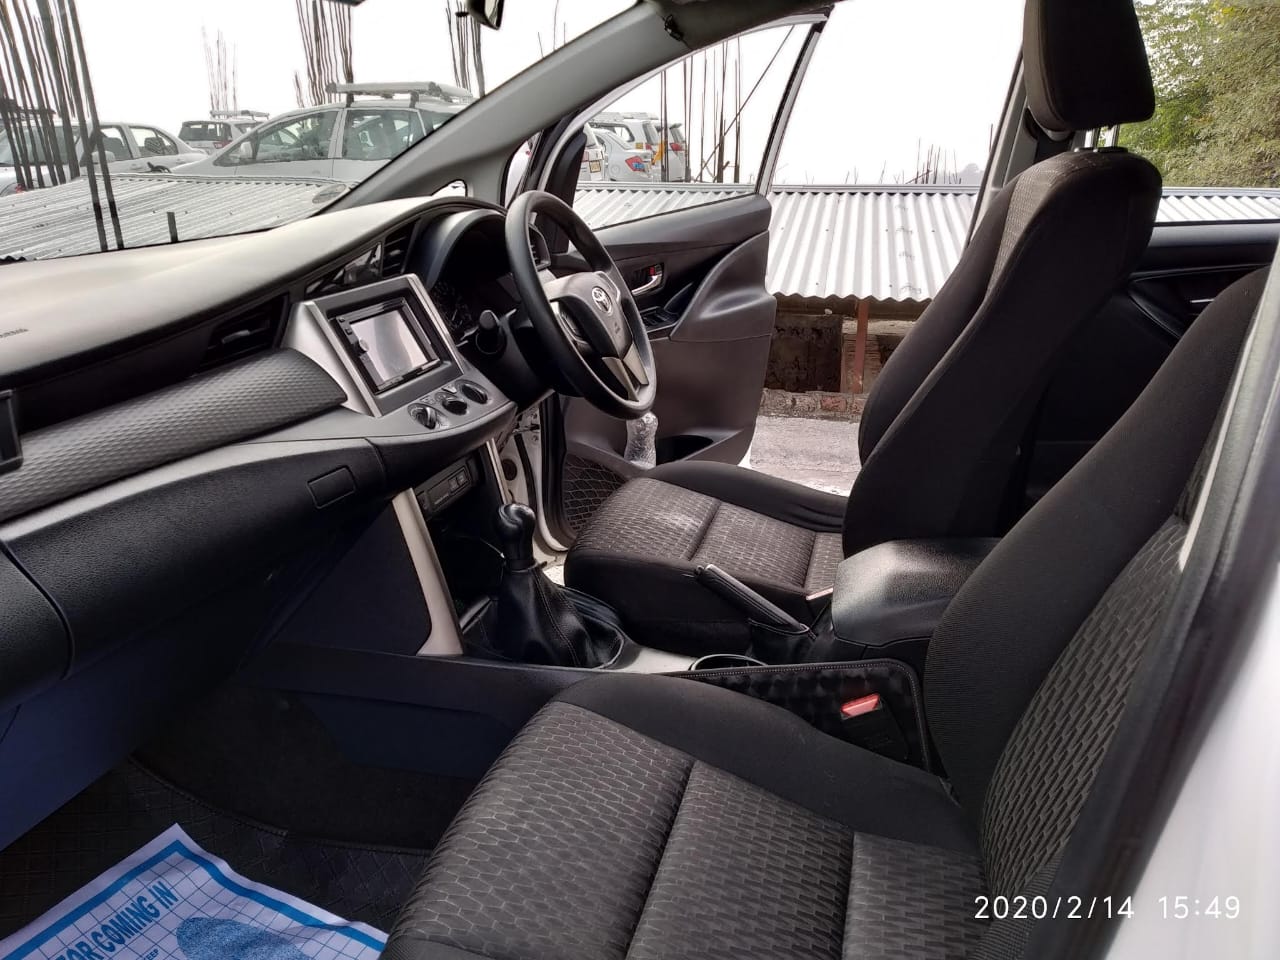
{"left": 625, "top": 412, "right": 659, "bottom": 469}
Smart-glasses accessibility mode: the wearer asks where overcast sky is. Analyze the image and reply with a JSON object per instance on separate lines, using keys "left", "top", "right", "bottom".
{"left": 74, "top": 0, "right": 1023, "bottom": 184}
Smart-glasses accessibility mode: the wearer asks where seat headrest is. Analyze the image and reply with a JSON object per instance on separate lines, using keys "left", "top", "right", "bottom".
{"left": 1023, "top": 0, "right": 1155, "bottom": 134}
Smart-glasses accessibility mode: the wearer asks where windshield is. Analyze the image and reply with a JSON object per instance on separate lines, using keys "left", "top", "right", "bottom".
{"left": 0, "top": 0, "right": 629, "bottom": 260}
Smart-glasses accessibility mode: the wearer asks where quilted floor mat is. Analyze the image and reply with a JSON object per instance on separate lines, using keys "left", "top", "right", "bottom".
{"left": 0, "top": 762, "right": 428, "bottom": 939}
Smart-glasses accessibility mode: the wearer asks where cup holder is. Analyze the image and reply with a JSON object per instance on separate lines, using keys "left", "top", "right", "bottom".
{"left": 689, "top": 653, "right": 767, "bottom": 671}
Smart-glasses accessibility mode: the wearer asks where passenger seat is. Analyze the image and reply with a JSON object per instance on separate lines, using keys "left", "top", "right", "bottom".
{"left": 380, "top": 268, "right": 1269, "bottom": 959}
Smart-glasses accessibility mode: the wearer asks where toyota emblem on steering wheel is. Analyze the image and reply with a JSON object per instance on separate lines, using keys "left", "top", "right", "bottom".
{"left": 591, "top": 287, "right": 613, "bottom": 314}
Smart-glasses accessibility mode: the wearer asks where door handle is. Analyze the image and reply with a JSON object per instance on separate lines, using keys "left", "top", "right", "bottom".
{"left": 631, "top": 264, "right": 664, "bottom": 295}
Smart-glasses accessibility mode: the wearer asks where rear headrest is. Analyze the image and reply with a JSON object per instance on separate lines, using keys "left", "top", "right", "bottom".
{"left": 1023, "top": 0, "right": 1155, "bottom": 134}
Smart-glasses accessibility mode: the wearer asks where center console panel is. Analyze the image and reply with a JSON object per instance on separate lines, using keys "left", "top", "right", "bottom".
{"left": 808, "top": 538, "right": 1000, "bottom": 672}
{"left": 279, "top": 274, "right": 521, "bottom": 657}
{"left": 290, "top": 275, "right": 504, "bottom": 428}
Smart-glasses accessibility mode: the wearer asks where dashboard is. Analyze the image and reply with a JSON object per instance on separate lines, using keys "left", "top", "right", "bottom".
{"left": 0, "top": 196, "right": 547, "bottom": 744}
{"left": 0, "top": 195, "right": 559, "bottom": 849}
{"left": 0, "top": 196, "right": 540, "bottom": 433}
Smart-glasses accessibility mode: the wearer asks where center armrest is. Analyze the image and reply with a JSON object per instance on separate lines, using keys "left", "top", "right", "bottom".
{"left": 810, "top": 538, "right": 999, "bottom": 671}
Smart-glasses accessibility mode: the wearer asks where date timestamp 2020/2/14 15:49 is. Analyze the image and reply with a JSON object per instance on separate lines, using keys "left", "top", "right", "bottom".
{"left": 973, "top": 895, "right": 1241, "bottom": 920}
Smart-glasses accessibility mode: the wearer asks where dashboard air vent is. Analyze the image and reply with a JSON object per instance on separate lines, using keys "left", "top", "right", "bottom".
{"left": 529, "top": 226, "right": 551, "bottom": 269}
{"left": 198, "top": 297, "right": 285, "bottom": 371}
{"left": 381, "top": 223, "right": 415, "bottom": 277}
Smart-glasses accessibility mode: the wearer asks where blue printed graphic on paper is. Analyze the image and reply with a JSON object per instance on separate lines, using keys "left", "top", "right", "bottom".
{"left": 0, "top": 825, "right": 385, "bottom": 960}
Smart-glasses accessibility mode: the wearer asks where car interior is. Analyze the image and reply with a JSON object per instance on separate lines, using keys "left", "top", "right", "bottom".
{"left": 1, "top": 0, "right": 1278, "bottom": 957}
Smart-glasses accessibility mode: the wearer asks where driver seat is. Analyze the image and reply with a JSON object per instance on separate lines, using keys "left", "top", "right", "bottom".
{"left": 565, "top": 0, "right": 1161, "bottom": 654}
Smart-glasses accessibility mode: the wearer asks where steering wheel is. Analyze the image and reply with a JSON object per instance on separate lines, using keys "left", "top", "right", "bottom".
{"left": 506, "top": 191, "right": 656, "bottom": 419}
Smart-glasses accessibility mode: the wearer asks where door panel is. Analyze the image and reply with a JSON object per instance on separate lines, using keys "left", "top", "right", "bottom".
{"left": 1022, "top": 221, "right": 1279, "bottom": 506}
{"left": 549, "top": 195, "right": 778, "bottom": 539}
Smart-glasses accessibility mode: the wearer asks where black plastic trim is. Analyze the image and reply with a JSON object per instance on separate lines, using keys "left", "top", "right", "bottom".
{"left": 0, "top": 391, "right": 20, "bottom": 476}
{"left": 0, "top": 350, "right": 346, "bottom": 523}
{"left": 1, "top": 438, "right": 387, "bottom": 673}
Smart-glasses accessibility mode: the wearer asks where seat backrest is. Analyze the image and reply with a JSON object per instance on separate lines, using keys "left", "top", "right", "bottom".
{"left": 924, "top": 267, "right": 1268, "bottom": 914}
{"left": 842, "top": 0, "right": 1159, "bottom": 556}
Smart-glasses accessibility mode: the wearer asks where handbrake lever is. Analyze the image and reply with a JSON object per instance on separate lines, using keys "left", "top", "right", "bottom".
{"left": 695, "top": 564, "right": 817, "bottom": 663}
{"left": 695, "top": 563, "right": 808, "bottom": 632}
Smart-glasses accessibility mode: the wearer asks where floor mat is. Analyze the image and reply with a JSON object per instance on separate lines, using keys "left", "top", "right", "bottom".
{"left": 135, "top": 684, "right": 476, "bottom": 851}
{"left": 0, "top": 763, "right": 428, "bottom": 941}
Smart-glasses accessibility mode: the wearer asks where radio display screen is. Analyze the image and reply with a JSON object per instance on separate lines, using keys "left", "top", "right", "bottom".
{"left": 348, "top": 304, "right": 435, "bottom": 391}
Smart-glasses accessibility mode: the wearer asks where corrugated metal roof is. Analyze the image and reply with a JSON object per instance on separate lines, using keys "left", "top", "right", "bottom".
{"left": 1156, "top": 186, "right": 1280, "bottom": 223}
{"left": 574, "top": 183, "right": 977, "bottom": 302}
{"left": 767, "top": 187, "right": 975, "bottom": 301}
{"left": 0, "top": 173, "right": 341, "bottom": 260}
{"left": 577, "top": 183, "right": 1280, "bottom": 302}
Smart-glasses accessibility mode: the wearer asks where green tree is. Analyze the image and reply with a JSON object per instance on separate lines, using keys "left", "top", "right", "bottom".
{"left": 1123, "top": 0, "right": 1280, "bottom": 187}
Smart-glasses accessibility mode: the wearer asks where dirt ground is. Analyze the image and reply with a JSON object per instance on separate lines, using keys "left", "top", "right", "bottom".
{"left": 743, "top": 414, "right": 861, "bottom": 495}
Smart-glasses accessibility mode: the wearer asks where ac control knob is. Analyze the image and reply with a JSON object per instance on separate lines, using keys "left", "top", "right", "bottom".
{"left": 409, "top": 403, "right": 438, "bottom": 429}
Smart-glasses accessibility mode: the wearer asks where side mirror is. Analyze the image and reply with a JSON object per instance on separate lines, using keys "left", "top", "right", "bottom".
{"left": 218, "top": 141, "right": 253, "bottom": 166}
{"left": 465, "top": 0, "right": 503, "bottom": 29}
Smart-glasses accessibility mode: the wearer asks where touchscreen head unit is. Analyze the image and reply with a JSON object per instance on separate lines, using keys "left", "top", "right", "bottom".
{"left": 333, "top": 298, "right": 438, "bottom": 393}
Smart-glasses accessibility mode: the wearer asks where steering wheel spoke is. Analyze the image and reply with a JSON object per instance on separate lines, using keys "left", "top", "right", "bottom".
{"left": 551, "top": 301, "right": 592, "bottom": 353}
{"left": 601, "top": 343, "right": 649, "bottom": 401}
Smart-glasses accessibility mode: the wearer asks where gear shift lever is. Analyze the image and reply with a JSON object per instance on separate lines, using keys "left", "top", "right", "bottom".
{"left": 486, "top": 502, "right": 621, "bottom": 668}
{"left": 495, "top": 502, "right": 537, "bottom": 572}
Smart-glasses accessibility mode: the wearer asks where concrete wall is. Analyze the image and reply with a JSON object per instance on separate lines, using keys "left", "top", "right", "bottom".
{"left": 765, "top": 312, "right": 845, "bottom": 393}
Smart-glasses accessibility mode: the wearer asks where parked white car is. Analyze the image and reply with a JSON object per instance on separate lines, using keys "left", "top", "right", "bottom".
{"left": 591, "top": 111, "right": 685, "bottom": 180}
{"left": 592, "top": 126, "right": 654, "bottom": 181}
{"left": 175, "top": 84, "right": 472, "bottom": 183}
{"left": 0, "top": 121, "right": 204, "bottom": 195}
{"left": 178, "top": 111, "right": 268, "bottom": 155}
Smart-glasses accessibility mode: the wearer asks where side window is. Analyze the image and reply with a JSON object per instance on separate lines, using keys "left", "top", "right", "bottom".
{"left": 769, "top": 0, "right": 1020, "bottom": 300}
{"left": 575, "top": 22, "right": 810, "bottom": 227}
{"left": 341, "top": 109, "right": 424, "bottom": 161}
{"left": 129, "top": 126, "right": 178, "bottom": 158}
{"left": 1121, "top": 1, "right": 1280, "bottom": 220}
{"left": 95, "top": 125, "right": 129, "bottom": 162}
{"left": 223, "top": 112, "right": 336, "bottom": 165}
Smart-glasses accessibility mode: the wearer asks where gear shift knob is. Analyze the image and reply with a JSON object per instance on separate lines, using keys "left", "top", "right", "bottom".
{"left": 495, "top": 502, "right": 537, "bottom": 572}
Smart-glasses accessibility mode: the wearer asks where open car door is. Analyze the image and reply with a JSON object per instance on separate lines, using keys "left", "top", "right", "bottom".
{"left": 522, "top": 16, "right": 825, "bottom": 544}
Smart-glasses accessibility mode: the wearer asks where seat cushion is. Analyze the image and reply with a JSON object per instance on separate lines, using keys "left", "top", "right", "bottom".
{"left": 383, "top": 675, "right": 986, "bottom": 960}
{"left": 565, "top": 462, "right": 847, "bottom": 654}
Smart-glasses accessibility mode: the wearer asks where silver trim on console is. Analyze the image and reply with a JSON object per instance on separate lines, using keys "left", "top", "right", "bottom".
{"left": 284, "top": 277, "right": 465, "bottom": 657}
